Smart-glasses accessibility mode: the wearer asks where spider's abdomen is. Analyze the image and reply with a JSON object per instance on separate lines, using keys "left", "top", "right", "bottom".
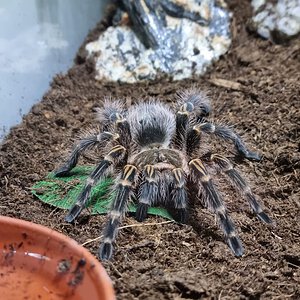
{"left": 127, "top": 102, "right": 176, "bottom": 148}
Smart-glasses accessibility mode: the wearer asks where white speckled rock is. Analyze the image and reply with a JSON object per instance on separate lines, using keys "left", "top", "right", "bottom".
{"left": 85, "top": 0, "right": 232, "bottom": 83}
{"left": 251, "top": 0, "right": 300, "bottom": 42}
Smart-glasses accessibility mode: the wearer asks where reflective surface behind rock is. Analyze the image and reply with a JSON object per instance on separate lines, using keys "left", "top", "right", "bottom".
{"left": 0, "top": 0, "right": 108, "bottom": 141}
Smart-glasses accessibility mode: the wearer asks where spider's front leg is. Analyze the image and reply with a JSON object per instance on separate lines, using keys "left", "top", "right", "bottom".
{"left": 65, "top": 145, "right": 126, "bottom": 222}
{"left": 170, "top": 167, "right": 188, "bottom": 223}
{"left": 189, "top": 158, "right": 244, "bottom": 257}
{"left": 135, "top": 166, "right": 188, "bottom": 223}
{"left": 187, "top": 122, "right": 261, "bottom": 161}
{"left": 207, "top": 154, "right": 272, "bottom": 224}
{"left": 54, "top": 132, "right": 118, "bottom": 177}
{"left": 135, "top": 165, "right": 159, "bottom": 222}
{"left": 99, "top": 164, "right": 138, "bottom": 260}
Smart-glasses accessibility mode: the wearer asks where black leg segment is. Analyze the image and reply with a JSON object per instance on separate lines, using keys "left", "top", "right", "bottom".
{"left": 210, "top": 154, "right": 272, "bottom": 224}
{"left": 65, "top": 145, "right": 126, "bottom": 223}
{"left": 189, "top": 158, "right": 244, "bottom": 257}
{"left": 175, "top": 112, "right": 189, "bottom": 148}
{"left": 116, "top": 118, "right": 132, "bottom": 149}
{"left": 191, "top": 123, "right": 261, "bottom": 161}
{"left": 99, "top": 164, "right": 138, "bottom": 260}
{"left": 171, "top": 168, "right": 188, "bottom": 223}
{"left": 55, "top": 132, "right": 117, "bottom": 177}
{"left": 136, "top": 165, "right": 158, "bottom": 222}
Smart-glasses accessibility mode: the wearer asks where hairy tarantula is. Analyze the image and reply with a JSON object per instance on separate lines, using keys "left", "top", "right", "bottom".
{"left": 54, "top": 90, "right": 272, "bottom": 260}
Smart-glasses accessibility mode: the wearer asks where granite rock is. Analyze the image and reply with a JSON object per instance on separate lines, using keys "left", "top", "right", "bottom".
{"left": 86, "top": 0, "right": 232, "bottom": 83}
{"left": 251, "top": 0, "right": 300, "bottom": 42}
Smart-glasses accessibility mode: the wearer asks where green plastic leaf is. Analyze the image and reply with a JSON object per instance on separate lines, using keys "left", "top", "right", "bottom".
{"left": 32, "top": 166, "right": 173, "bottom": 220}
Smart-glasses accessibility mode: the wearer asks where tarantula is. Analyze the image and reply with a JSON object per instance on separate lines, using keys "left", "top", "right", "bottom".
{"left": 54, "top": 89, "right": 272, "bottom": 260}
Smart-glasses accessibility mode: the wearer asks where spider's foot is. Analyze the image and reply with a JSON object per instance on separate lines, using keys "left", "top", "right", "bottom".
{"left": 228, "top": 235, "right": 244, "bottom": 257}
{"left": 99, "top": 242, "right": 113, "bottom": 261}
{"left": 258, "top": 211, "right": 273, "bottom": 224}
{"left": 245, "top": 151, "right": 262, "bottom": 162}
{"left": 65, "top": 204, "right": 83, "bottom": 223}
{"left": 135, "top": 203, "right": 149, "bottom": 222}
{"left": 54, "top": 166, "right": 71, "bottom": 177}
{"left": 174, "top": 208, "right": 188, "bottom": 224}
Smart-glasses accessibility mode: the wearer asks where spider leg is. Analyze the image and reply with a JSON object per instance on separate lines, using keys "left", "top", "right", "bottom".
{"left": 54, "top": 132, "right": 118, "bottom": 177}
{"left": 208, "top": 154, "right": 272, "bottom": 223}
{"left": 187, "top": 122, "right": 261, "bottom": 161}
{"left": 175, "top": 90, "right": 211, "bottom": 147}
{"left": 115, "top": 116, "right": 131, "bottom": 149}
{"left": 135, "top": 165, "right": 159, "bottom": 222}
{"left": 170, "top": 168, "right": 188, "bottom": 223}
{"left": 65, "top": 145, "right": 126, "bottom": 223}
{"left": 55, "top": 104, "right": 131, "bottom": 177}
{"left": 99, "top": 164, "right": 138, "bottom": 260}
{"left": 189, "top": 158, "right": 244, "bottom": 257}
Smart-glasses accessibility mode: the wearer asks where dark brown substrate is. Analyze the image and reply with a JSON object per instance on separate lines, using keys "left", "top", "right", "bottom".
{"left": 0, "top": 1, "right": 299, "bottom": 299}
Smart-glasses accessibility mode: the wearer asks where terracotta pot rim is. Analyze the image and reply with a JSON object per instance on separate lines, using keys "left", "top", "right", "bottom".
{"left": 0, "top": 216, "right": 115, "bottom": 300}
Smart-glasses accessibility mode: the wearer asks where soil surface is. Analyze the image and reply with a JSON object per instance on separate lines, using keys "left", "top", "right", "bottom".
{"left": 0, "top": 1, "right": 299, "bottom": 299}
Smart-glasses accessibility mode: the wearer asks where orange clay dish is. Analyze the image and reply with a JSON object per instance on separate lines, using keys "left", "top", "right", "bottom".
{"left": 0, "top": 216, "right": 115, "bottom": 300}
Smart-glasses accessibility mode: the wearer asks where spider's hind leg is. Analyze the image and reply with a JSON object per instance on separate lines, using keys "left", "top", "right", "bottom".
{"left": 175, "top": 89, "right": 211, "bottom": 147}
{"left": 55, "top": 99, "right": 131, "bottom": 177}
{"left": 54, "top": 132, "right": 118, "bottom": 177}
{"left": 208, "top": 154, "right": 272, "bottom": 224}
{"left": 189, "top": 158, "right": 244, "bottom": 257}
